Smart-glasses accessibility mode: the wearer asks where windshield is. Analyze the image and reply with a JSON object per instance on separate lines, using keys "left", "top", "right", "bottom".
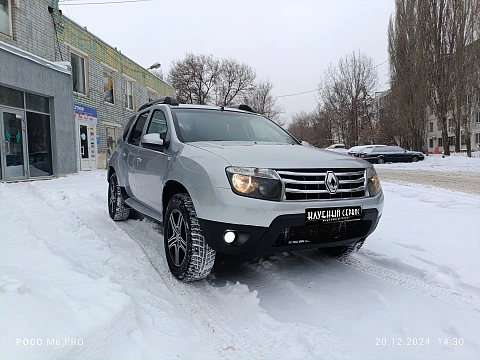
{"left": 171, "top": 108, "right": 297, "bottom": 144}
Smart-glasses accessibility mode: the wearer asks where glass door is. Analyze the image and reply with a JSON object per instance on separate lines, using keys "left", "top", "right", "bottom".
{"left": 1, "top": 108, "right": 27, "bottom": 180}
{"left": 77, "top": 122, "right": 97, "bottom": 171}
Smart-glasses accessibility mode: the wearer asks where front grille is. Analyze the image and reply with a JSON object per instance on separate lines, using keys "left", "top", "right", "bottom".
{"left": 276, "top": 168, "right": 366, "bottom": 201}
{"left": 274, "top": 220, "right": 372, "bottom": 246}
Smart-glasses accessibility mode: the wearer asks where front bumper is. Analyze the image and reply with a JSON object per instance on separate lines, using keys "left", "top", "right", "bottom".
{"left": 190, "top": 185, "right": 384, "bottom": 227}
{"left": 199, "top": 208, "right": 380, "bottom": 258}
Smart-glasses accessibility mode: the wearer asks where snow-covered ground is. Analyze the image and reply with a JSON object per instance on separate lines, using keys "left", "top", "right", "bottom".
{"left": 1, "top": 162, "right": 479, "bottom": 360}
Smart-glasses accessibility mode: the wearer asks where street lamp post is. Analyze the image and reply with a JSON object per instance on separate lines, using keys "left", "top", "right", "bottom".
{"left": 148, "top": 62, "right": 161, "bottom": 70}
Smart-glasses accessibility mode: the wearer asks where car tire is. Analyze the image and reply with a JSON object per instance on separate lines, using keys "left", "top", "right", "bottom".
{"left": 108, "top": 173, "right": 131, "bottom": 221}
{"left": 319, "top": 239, "right": 364, "bottom": 257}
{"left": 164, "top": 193, "right": 216, "bottom": 281}
{"left": 377, "top": 157, "right": 385, "bottom": 164}
{"left": 411, "top": 155, "right": 419, "bottom": 162}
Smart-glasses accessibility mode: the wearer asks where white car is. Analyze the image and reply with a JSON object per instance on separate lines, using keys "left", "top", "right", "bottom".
{"left": 325, "top": 143, "right": 349, "bottom": 154}
{"left": 107, "top": 97, "right": 384, "bottom": 281}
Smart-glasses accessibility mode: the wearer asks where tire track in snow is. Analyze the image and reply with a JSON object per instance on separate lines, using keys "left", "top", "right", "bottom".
{"left": 117, "top": 220, "right": 311, "bottom": 360}
{"left": 332, "top": 253, "right": 480, "bottom": 313}
{"left": 10, "top": 183, "right": 222, "bottom": 359}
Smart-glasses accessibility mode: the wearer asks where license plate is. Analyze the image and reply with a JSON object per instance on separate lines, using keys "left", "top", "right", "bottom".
{"left": 305, "top": 206, "right": 362, "bottom": 223}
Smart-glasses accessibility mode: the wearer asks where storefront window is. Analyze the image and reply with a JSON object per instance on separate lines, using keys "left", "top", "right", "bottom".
{"left": 0, "top": 85, "right": 24, "bottom": 108}
{"left": 26, "top": 93, "right": 50, "bottom": 113}
{"left": 26, "top": 112, "right": 53, "bottom": 177}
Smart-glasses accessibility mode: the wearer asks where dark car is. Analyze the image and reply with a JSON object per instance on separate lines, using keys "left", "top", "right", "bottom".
{"left": 359, "top": 145, "right": 424, "bottom": 164}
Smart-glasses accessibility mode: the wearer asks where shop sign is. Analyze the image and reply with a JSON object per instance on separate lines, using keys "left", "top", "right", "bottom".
{"left": 74, "top": 104, "right": 97, "bottom": 125}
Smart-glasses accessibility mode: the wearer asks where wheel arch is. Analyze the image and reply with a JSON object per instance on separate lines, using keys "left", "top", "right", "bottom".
{"left": 163, "top": 180, "right": 189, "bottom": 220}
{"left": 107, "top": 166, "right": 115, "bottom": 181}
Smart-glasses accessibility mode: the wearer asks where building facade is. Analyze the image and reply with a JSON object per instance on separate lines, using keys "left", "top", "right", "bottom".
{"left": 0, "top": 41, "right": 76, "bottom": 181}
{"left": 1, "top": 0, "right": 175, "bottom": 177}
{"left": 426, "top": 100, "right": 480, "bottom": 154}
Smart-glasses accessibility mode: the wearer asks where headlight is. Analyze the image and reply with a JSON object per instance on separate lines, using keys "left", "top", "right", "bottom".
{"left": 366, "top": 167, "right": 382, "bottom": 197}
{"left": 226, "top": 167, "right": 283, "bottom": 201}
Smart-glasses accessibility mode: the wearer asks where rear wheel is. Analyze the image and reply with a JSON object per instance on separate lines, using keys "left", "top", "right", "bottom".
{"left": 377, "top": 157, "right": 385, "bottom": 164}
{"left": 319, "top": 239, "right": 364, "bottom": 257}
{"left": 164, "top": 193, "right": 216, "bottom": 281}
{"left": 108, "top": 173, "right": 130, "bottom": 221}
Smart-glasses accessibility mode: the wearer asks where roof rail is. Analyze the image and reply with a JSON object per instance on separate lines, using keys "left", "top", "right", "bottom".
{"left": 225, "top": 104, "right": 256, "bottom": 113}
{"left": 138, "top": 96, "right": 179, "bottom": 111}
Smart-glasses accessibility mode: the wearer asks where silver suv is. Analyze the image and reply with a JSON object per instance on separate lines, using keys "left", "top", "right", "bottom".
{"left": 107, "top": 97, "right": 384, "bottom": 281}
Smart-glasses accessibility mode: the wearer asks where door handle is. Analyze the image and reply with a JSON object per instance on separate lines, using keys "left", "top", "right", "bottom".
{"left": 4, "top": 141, "right": 11, "bottom": 153}
{"left": 122, "top": 151, "right": 127, "bottom": 157}
{"left": 135, "top": 157, "right": 142, "bottom": 163}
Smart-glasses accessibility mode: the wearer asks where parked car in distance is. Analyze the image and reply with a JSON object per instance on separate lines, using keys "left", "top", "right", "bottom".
{"left": 359, "top": 145, "right": 425, "bottom": 164}
{"left": 107, "top": 97, "right": 384, "bottom": 282}
{"left": 347, "top": 145, "right": 385, "bottom": 158}
{"left": 325, "top": 143, "right": 348, "bottom": 154}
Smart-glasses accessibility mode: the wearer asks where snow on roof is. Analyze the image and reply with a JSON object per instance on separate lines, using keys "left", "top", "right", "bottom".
{"left": 0, "top": 40, "right": 71, "bottom": 75}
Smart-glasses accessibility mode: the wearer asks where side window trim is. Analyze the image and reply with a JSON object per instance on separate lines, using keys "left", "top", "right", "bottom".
{"left": 146, "top": 109, "right": 168, "bottom": 138}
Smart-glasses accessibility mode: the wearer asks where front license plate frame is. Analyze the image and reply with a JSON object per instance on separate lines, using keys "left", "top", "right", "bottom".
{"left": 305, "top": 206, "right": 362, "bottom": 224}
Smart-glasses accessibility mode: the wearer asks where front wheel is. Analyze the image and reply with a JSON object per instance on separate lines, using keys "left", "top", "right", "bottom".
{"left": 164, "top": 193, "right": 216, "bottom": 281}
{"left": 411, "top": 155, "right": 419, "bottom": 162}
{"left": 108, "top": 173, "right": 130, "bottom": 221}
{"left": 319, "top": 239, "right": 364, "bottom": 257}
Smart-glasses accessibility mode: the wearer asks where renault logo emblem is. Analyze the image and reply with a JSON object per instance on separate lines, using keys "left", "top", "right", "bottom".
{"left": 325, "top": 171, "right": 339, "bottom": 194}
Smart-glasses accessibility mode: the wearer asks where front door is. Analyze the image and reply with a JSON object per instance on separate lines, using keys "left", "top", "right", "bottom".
{"left": 0, "top": 108, "right": 27, "bottom": 181}
{"left": 77, "top": 123, "right": 97, "bottom": 171}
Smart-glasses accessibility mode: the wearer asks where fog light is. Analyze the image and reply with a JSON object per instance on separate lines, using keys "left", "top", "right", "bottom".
{"left": 224, "top": 231, "right": 236, "bottom": 244}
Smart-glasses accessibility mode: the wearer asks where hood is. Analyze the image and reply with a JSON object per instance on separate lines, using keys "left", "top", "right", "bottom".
{"left": 187, "top": 142, "right": 370, "bottom": 169}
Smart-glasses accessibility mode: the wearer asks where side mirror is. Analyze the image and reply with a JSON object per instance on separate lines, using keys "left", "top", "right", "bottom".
{"left": 141, "top": 133, "right": 164, "bottom": 149}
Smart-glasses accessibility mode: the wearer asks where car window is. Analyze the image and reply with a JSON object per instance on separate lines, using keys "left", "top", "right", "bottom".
{"left": 172, "top": 108, "right": 297, "bottom": 144}
{"left": 128, "top": 112, "right": 149, "bottom": 146}
{"left": 147, "top": 110, "right": 168, "bottom": 139}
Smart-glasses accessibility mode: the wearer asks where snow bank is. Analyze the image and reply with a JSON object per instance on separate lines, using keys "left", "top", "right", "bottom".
{"left": 374, "top": 153, "right": 480, "bottom": 172}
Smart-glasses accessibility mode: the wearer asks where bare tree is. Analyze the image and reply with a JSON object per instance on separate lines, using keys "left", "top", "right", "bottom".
{"left": 287, "top": 108, "right": 333, "bottom": 146}
{"left": 215, "top": 58, "right": 256, "bottom": 106}
{"left": 167, "top": 53, "right": 220, "bottom": 105}
{"left": 389, "top": 0, "right": 479, "bottom": 155}
{"left": 318, "top": 51, "right": 378, "bottom": 147}
{"left": 388, "top": 0, "right": 430, "bottom": 151}
{"left": 452, "top": 0, "right": 480, "bottom": 156}
{"left": 243, "top": 79, "right": 284, "bottom": 124}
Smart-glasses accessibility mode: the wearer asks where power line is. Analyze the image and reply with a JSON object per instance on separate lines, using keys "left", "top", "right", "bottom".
{"left": 275, "top": 89, "right": 318, "bottom": 98}
{"left": 58, "top": 0, "right": 155, "bottom": 5}
{"left": 274, "top": 60, "right": 389, "bottom": 99}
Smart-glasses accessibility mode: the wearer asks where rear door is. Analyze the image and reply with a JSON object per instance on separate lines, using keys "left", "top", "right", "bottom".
{"left": 391, "top": 146, "right": 408, "bottom": 162}
{"left": 134, "top": 108, "right": 170, "bottom": 212}
{"left": 124, "top": 111, "right": 149, "bottom": 198}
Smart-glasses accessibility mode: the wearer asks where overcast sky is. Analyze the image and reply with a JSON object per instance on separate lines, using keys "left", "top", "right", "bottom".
{"left": 59, "top": 0, "right": 395, "bottom": 123}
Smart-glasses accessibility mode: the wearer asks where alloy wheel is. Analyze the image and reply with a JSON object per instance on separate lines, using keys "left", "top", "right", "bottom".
{"left": 108, "top": 181, "right": 116, "bottom": 215}
{"left": 167, "top": 209, "right": 188, "bottom": 267}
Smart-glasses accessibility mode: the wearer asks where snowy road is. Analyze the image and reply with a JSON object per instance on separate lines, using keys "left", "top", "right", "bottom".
{"left": 1, "top": 166, "right": 479, "bottom": 360}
